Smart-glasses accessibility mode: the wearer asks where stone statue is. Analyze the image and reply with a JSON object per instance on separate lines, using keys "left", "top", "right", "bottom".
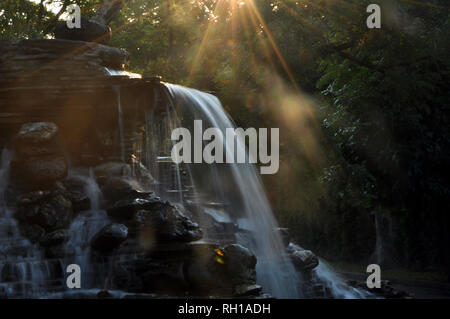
{"left": 55, "top": 0, "right": 124, "bottom": 44}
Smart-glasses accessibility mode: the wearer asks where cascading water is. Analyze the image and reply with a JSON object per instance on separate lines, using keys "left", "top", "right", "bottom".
{"left": 0, "top": 148, "right": 52, "bottom": 298}
{"left": 314, "top": 259, "right": 371, "bottom": 299}
{"left": 0, "top": 77, "right": 368, "bottom": 298}
{"left": 142, "top": 83, "right": 302, "bottom": 298}
{"left": 64, "top": 168, "right": 110, "bottom": 289}
{"left": 136, "top": 83, "right": 369, "bottom": 299}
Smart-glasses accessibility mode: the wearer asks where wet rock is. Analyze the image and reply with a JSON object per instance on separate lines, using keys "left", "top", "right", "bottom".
{"left": 185, "top": 243, "right": 257, "bottom": 295}
{"left": 132, "top": 202, "right": 203, "bottom": 243}
{"left": 61, "top": 177, "right": 91, "bottom": 213}
{"left": 346, "top": 279, "right": 413, "bottom": 299}
{"left": 15, "top": 122, "right": 58, "bottom": 144}
{"left": 16, "top": 190, "right": 73, "bottom": 232}
{"left": 288, "top": 243, "right": 319, "bottom": 271}
{"left": 94, "top": 162, "right": 131, "bottom": 179}
{"left": 10, "top": 122, "right": 67, "bottom": 187}
{"left": 20, "top": 224, "right": 45, "bottom": 243}
{"left": 222, "top": 244, "right": 257, "bottom": 285}
{"left": 100, "top": 177, "right": 147, "bottom": 206}
{"left": 11, "top": 155, "right": 68, "bottom": 185}
{"left": 15, "top": 142, "right": 60, "bottom": 158}
{"left": 39, "top": 229, "right": 69, "bottom": 247}
{"left": 201, "top": 208, "right": 237, "bottom": 237}
{"left": 91, "top": 223, "right": 128, "bottom": 252}
{"left": 45, "top": 244, "right": 73, "bottom": 259}
{"left": 233, "top": 284, "right": 263, "bottom": 297}
{"left": 107, "top": 195, "right": 160, "bottom": 220}
{"left": 17, "top": 190, "right": 51, "bottom": 206}
{"left": 55, "top": 17, "right": 111, "bottom": 44}
{"left": 183, "top": 245, "right": 226, "bottom": 293}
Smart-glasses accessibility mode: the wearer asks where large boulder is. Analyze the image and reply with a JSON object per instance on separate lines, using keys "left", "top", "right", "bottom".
{"left": 54, "top": 0, "right": 123, "bottom": 44}
{"left": 131, "top": 202, "right": 203, "bottom": 243}
{"left": 185, "top": 243, "right": 257, "bottom": 296}
{"left": 55, "top": 17, "right": 111, "bottom": 44}
{"left": 111, "top": 242, "right": 210, "bottom": 294}
{"left": 20, "top": 224, "right": 46, "bottom": 243}
{"left": 91, "top": 223, "right": 128, "bottom": 252}
{"left": 11, "top": 155, "right": 68, "bottom": 185}
{"left": 11, "top": 122, "right": 68, "bottom": 187}
{"left": 94, "top": 162, "right": 131, "bottom": 179}
{"left": 14, "top": 122, "right": 60, "bottom": 158}
{"left": 222, "top": 244, "right": 257, "bottom": 285}
{"left": 107, "top": 195, "right": 160, "bottom": 220}
{"left": 15, "top": 122, "right": 58, "bottom": 144}
{"left": 16, "top": 190, "right": 73, "bottom": 232}
{"left": 39, "top": 229, "right": 69, "bottom": 247}
{"left": 288, "top": 243, "right": 319, "bottom": 271}
{"left": 100, "top": 176, "right": 147, "bottom": 207}
{"left": 200, "top": 208, "right": 237, "bottom": 240}
{"left": 60, "top": 177, "right": 91, "bottom": 213}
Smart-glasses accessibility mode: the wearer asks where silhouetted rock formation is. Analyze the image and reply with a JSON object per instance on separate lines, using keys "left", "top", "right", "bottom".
{"left": 55, "top": 0, "right": 124, "bottom": 44}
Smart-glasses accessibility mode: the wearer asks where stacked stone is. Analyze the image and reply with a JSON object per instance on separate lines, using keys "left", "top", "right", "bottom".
{"left": 89, "top": 162, "right": 262, "bottom": 297}
{"left": 9, "top": 122, "right": 73, "bottom": 258}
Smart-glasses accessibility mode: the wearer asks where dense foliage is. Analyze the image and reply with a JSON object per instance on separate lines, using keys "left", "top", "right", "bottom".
{"left": 1, "top": 0, "right": 449, "bottom": 275}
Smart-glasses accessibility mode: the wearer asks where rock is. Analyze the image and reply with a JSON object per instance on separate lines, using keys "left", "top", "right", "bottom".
{"left": 91, "top": 223, "right": 128, "bottom": 252}
{"left": 54, "top": 0, "right": 123, "bottom": 44}
{"left": 288, "top": 243, "right": 319, "bottom": 271}
{"left": 233, "top": 284, "right": 263, "bottom": 297}
{"left": 55, "top": 17, "right": 112, "bottom": 44}
{"left": 11, "top": 155, "right": 68, "bottom": 185}
{"left": 185, "top": 243, "right": 257, "bottom": 295}
{"left": 100, "top": 177, "right": 146, "bottom": 206}
{"left": 0, "top": 39, "right": 128, "bottom": 83}
{"left": 61, "top": 177, "right": 91, "bottom": 213}
{"left": 15, "top": 122, "right": 58, "bottom": 144}
{"left": 274, "top": 228, "right": 290, "bottom": 247}
{"left": 17, "top": 190, "right": 51, "bottom": 206}
{"left": 13, "top": 122, "right": 62, "bottom": 159}
{"left": 11, "top": 122, "right": 67, "bottom": 187}
{"left": 184, "top": 244, "right": 227, "bottom": 293}
{"left": 15, "top": 142, "right": 60, "bottom": 158}
{"left": 201, "top": 208, "right": 237, "bottom": 233}
{"left": 45, "top": 244, "right": 73, "bottom": 259}
{"left": 97, "top": 290, "right": 113, "bottom": 299}
{"left": 20, "top": 224, "right": 46, "bottom": 243}
{"left": 107, "top": 195, "right": 160, "bottom": 220}
{"left": 132, "top": 202, "right": 203, "bottom": 243}
{"left": 222, "top": 244, "right": 257, "bottom": 285}
{"left": 94, "top": 162, "right": 132, "bottom": 179}
{"left": 16, "top": 190, "right": 73, "bottom": 232}
{"left": 39, "top": 229, "right": 69, "bottom": 247}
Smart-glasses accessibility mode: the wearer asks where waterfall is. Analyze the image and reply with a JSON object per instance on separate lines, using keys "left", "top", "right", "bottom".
{"left": 314, "top": 259, "right": 372, "bottom": 299}
{"left": 137, "top": 83, "right": 371, "bottom": 299}
{"left": 141, "top": 89, "right": 187, "bottom": 205}
{"left": 154, "top": 83, "right": 302, "bottom": 298}
{"left": 64, "top": 168, "right": 110, "bottom": 289}
{"left": 0, "top": 148, "right": 51, "bottom": 298}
